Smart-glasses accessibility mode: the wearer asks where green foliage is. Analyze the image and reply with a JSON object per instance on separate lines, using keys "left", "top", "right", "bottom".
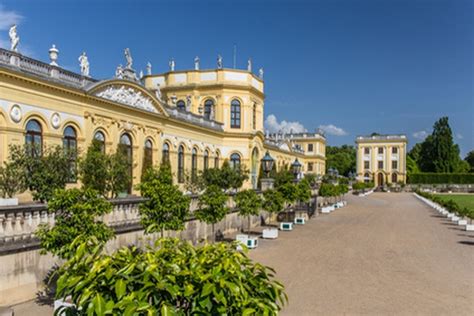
{"left": 406, "top": 155, "right": 420, "bottom": 177}
{"left": 274, "top": 169, "right": 294, "bottom": 188}
{"left": 408, "top": 173, "right": 474, "bottom": 184}
{"left": 9, "top": 144, "right": 73, "bottom": 202}
{"left": 36, "top": 188, "right": 113, "bottom": 259}
{"left": 325, "top": 145, "right": 356, "bottom": 176}
{"left": 417, "top": 191, "right": 473, "bottom": 219}
{"left": 263, "top": 189, "right": 285, "bottom": 217}
{"left": 295, "top": 179, "right": 311, "bottom": 203}
{"left": 318, "top": 183, "right": 335, "bottom": 197}
{"left": 277, "top": 182, "right": 297, "bottom": 205}
{"left": 352, "top": 182, "right": 374, "bottom": 191}
{"left": 137, "top": 165, "right": 191, "bottom": 236}
{"left": 235, "top": 189, "right": 262, "bottom": 233}
{"left": 0, "top": 159, "right": 26, "bottom": 198}
{"left": 55, "top": 237, "right": 287, "bottom": 315}
{"left": 79, "top": 142, "right": 131, "bottom": 198}
{"left": 195, "top": 185, "right": 229, "bottom": 239}
{"left": 201, "top": 160, "right": 249, "bottom": 191}
{"left": 304, "top": 173, "right": 318, "bottom": 187}
{"left": 465, "top": 151, "right": 474, "bottom": 173}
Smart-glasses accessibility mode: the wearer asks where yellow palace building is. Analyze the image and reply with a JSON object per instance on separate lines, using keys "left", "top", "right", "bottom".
{"left": 0, "top": 39, "right": 325, "bottom": 200}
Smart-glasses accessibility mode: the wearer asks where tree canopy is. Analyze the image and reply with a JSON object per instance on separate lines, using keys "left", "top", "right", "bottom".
{"left": 325, "top": 145, "right": 356, "bottom": 176}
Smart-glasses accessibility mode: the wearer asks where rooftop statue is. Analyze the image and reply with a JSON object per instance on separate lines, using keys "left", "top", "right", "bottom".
{"left": 9, "top": 25, "right": 19, "bottom": 52}
{"left": 259, "top": 67, "right": 264, "bottom": 79}
{"left": 146, "top": 62, "right": 152, "bottom": 75}
{"left": 247, "top": 58, "right": 252, "bottom": 72}
{"left": 115, "top": 64, "right": 124, "bottom": 79}
{"left": 169, "top": 58, "right": 175, "bottom": 71}
{"left": 124, "top": 48, "right": 133, "bottom": 69}
{"left": 217, "top": 54, "right": 223, "bottom": 69}
{"left": 194, "top": 56, "right": 200, "bottom": 70}
{"left": 78, "top": 52, "right": 90, "bottom": 77}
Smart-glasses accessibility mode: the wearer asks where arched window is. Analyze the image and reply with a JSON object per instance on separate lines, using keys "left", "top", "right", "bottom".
{"left": 191, "top": 148, "right": 198, "bottom": 181}
{"left": 143, "top": 139, "right": 153, "bottom": 172}
{"left": 204, "top": 99, "right": 213, "bottom": 120}
{"left": 178, "top": 145, "right": 185, "bottom": 183}
{"left": 177, "top": 100, "right": 186, "bottom": 111}
{"left": 230, "top": 153, "right": 241, "bottom": 169}
{"left": 63, "top": 126, "right": 77, "bottom": 182}
{"left": 230, "top": 99, "right": 241, "bottom": 128}
{"left": 364, "top": 172, "right": 370, "bottom": 183}
{"left": 391, "top": 173, "right": 398, "bottom": 183}
{"left": 93, "top": 131, "right": 106, "bottom": 153}
{"left": 25, "top": 119, "right": 42, "bottom": 157}
{"left": 120, "top": 133, "right": 133, "bottom": 194}
{"left": 162, "top": 142, "right": 170, "bottom": 163}
{"left": 215, "top": 151, "right": 220, "bottom": 168}
{"left": 204, "top": 150, "right": 209, "bottom": 170}
{"left": 252, "top": 103, "right": 257, "bottom": 130}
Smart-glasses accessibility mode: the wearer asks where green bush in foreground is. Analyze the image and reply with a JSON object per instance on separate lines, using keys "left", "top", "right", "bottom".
{"left": 55, "top": 237, "right": 287, "bottom": 316}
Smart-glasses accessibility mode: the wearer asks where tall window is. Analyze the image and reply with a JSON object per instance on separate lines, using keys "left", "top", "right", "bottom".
{"left": 177, "top": 100, "right": 186, "bottom": 111}
{"left": 392, "top": 147, "right": 398, "bottom": 154}
{"left": 230, "top": 153, "right": 241, "bottom": 169}
{"left": 308, "top": 144, "right": 314, "bottom": 152}
{"left": 378, "top": 161, "right": 383, "bottom": 169}
{"left": 392, "top": 160, "right": 398, "bottom": 170}
{"left": 252, "top": 103, "right": 257, "bottom": 129}
{"left": 364, "top": 147, "right": 370, "bottom": 155}
{"left": 215, "top": 152, "right": 220, "bottom": 168}
{"left": 178, "top": 145, "right": 184, "bottom": 183}
{"left": 162, "top": 142, "right": 170, "bottom": 163}
{"left": 364, "top": 161, "right": 370, "bottom": 169}
{"left": 93, "top": 131, "right": 106, "bottom": 153}
{"left": 364, "top": 172, "right": 370, "bottom": 183}
{"left": 204, "top": 150, "right": 209, "bottom": 170}
{"left": 308, "top": 162, "right": 313, "bottom": 172}
{"left": 25, "top": 119, "right": 43, "bottom": 157}
{"left": 120, "top": 133, "right": 133, "bottom": 194}
{"left": 391, "top": 173, "right": 398, "bottom": 183}
{"left": 230, "top": 99, "right": 241, "bottom": 128}
{"left": 378, "top": 147, "right": 384, "bottom": 154}
{"left": 63, "top": 126, "right": 77, "bottom": 182}
{"left": 204, "top": 99, "right": 213, "bottom": 120}
{"left": 143, "top": 139, "right": 153, "bottom": 172}
{"left": 191, "top": 148, "right": 198, "bottom": 182}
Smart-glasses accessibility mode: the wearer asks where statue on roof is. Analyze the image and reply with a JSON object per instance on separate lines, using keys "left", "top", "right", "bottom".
{"left": 124, "top": 48, "right": 133, "bottom": 69}
{"left": 115, "top": 64, "right": 124, "bottom": 79}
{"left": 169, "top": 58, "right": 175, "bottom": 71}
{"left": 78, "top": 52, "right": 90, "bottom": 77}
{"left": 9, "top": 25, "right": 19, "bottom": 52}
{"left": 247, "top": 58, "right": 252, "bottom": 72}
{"left": 194, "top": 56, "right": 200, "bottom": 70}
{"left": 217, "top": 54, "right": 223, "bottom": 69}
{"left": 146, "top": 62, "right": 152, "bottom": 75}
{"left": 259, "top": 67, "right": 264, "bottom": 79}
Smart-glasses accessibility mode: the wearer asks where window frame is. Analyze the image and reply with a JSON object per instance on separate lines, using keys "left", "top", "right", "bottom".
{"left": 63, "top": 126, "right": 78, "bottom": 183}
{"left": 230, "top": 99, "right": 241, "bottom": 128}
{"left": 25, "top": 119, "right": 43, "bottom": 157}
{"left": 178, "top": 145, "right": 185, "bottom": 183}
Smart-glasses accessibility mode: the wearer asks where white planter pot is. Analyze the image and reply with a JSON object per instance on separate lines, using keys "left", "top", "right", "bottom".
{"left": 262, "top": 228, "right": 278, "bottom": 239}
{"left": 458, "top": 219, "right": 468, "bottom": 226}
{"left": 235, "top": 234, "right": 258, "bottom": 249}
{"left": 466, "top": 224, "right": 474, "bottom": 231}
{"left": 447, "top": 213, "right": 454, "bottom": 218}
{"left": 0, "top": 198, "right": 18, "bottom": 206}
{"left": 54, "top": 298, "right": 75, "bottom": 315}
{"left": 451, "top": 216, "right": 460, "bottom": 222}
{"left": 280, "top": 222, "right": 293, "bottom": 231}
{"left": 294, "top": 217, "right": 305, "bottom": 225}
{"left": 321, "top": 207, "right": 331, "bottom": 213}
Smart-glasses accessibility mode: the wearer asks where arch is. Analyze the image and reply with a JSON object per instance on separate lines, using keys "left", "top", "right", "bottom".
{"left": 377, "top": 173, "right": 384, "bottom": 186}
{"left": 60, "top": 119, "right": 83, "bottom": 139}
{"left": 364, "top": 172, "right": 371, "bottom": 183}
{"left": 214, "top": 150, "right": 220, "bottom": 168}
{"left": 25, "top": 118, "right": 43, "bottom": 157}
{"left": 176, "top": 100, "right": 186, "bottom": 111}
{"left": 63, "top": 125, "right": 78, "bottom": 182}
{"left": 191, "top": 147, "right": 198, "bottom": 181}
{"left": 162, "top": 141, "right": 170, "bottom": 163}
{"left": 119, "top": 133, "right": 133, "bottom": 194}
{"left": 230, "top": 99, "right": 241, "bottom": 128}
{"left": 203, "top": 149, "right": 209, "bottom": 170}
{"left": 93, "top": 130, "right": 106, "bottom": 152}
{"left": 230, "top": 152, "right": 241, "bottom": 169}
{"left": 178, "top": 145, "right": 185, "bottom": 183}
{"left": 143, "top": 138, "right": 153, "bottom": 172}
{"left": 203, "top": 99, "right": 214, "bottom": 120}
{"left": 391, "top": 173, "right": 398, "bottom": 183}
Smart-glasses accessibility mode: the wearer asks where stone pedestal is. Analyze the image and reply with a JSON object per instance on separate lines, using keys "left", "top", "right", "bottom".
{"left": 261, "top": 178, "right": 274, "bottom": 192}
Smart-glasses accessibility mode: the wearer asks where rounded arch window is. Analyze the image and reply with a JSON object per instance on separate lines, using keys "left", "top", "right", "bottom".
{"left": 178, "top": 145, "right": 185, "bottom": 183}
{"left": 120, "top": 133, "right": 133, "bottom": 193}
{"left": 191, "top": 148, "right": 198, "bottom": 181}
{"left": 391, "top": 173, "right": 398, "bottom": 183}
{"left": 215, "top": 151, "right": 220, "bottom": 168}
{"left": 63, "top": 126, "right": 77, "bottom": 182}
{"left": 162, "top": 142, "right": 170, "bottom": 163}
{"left": 144, "top": 139, "right": 153, "bottom": 172}
{"left": 364, "top": 172, "right": 370, "bottom": 183}
{"left": 204, "top": 99, "right": 214, "bottom": 120}
{"left": 230, "top": 99, "right": 241, "bottom": 128}
{"left": 230, "top": 153, "right": 241, "bottom": 169}
{"left": 177, "top": 100, "right": 186, "bottom": 111}
{"left": 93, "top": 131, "right": 106, "bottom": 152}
{"left": 203, "top": 150, "right": 209, "bottom": 170}
{"left": 25, "top": 119, "right": 42, "bottom": 157}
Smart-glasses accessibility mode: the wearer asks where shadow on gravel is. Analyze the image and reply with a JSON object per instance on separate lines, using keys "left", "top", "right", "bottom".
{"left": 430, "top": 215, "right": 446, "bottom": 218}
{"left": 447, "top": 227, "right": 464, "bottom": 231}
{"left": 441, "top": 222, "right": 457, "bottom": 226}
{"left": 457, "top": 234, "right": 474, "bottom": 238}
{"left": 458, "top": 241, "right": 474, "bottom": 246}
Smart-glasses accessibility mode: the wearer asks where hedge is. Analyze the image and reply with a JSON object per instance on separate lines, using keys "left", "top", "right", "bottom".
{"left": 408, "top": 173, "right": 474, "bottom": 184}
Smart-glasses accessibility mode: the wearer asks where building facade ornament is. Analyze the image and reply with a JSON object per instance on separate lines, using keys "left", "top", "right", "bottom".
{"left": 9, "top": 104, "right": 22, "bottom": 123}
{"left": 78, "top": 52, "right": 90, "bottom": 77}
{"left": 247, "top": 58, "right": 252, "bottom": 72}
{"left": 49, "top": 45, "right": 59, "bottom": 66}
{"left": 259, "top": 67, "right": 264, "bottom": 79}
{"left": 50, "top": 112, "right": 61, "bottom": 129}
{"left": 95, "top": 85, "right": 159, "bottom": 113}
{"left": 169, "top": 58, "right": 175, "bottom": 71}
{"left": 194, "top": 56, "right": 200, "bottom": 70}
{"left": 9, "top": 25, "right": 19, "bottom": 52}
{"left": 124, "top": 48, "right": 133, "bottom": 69}
{"left": 217, "top": 54, "right": 223, "bottom": 69}
{"left": 146, "top": 62, "right": 152, "bottom": 75}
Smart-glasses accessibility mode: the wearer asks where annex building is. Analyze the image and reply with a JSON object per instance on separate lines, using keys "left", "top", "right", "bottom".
{"left": 0, "top": 38, "right": 326, "bottom": 200}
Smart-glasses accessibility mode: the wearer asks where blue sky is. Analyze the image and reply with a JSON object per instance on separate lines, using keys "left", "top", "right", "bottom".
{"left": 0, "top": 0, "right": 472, "bottom": 156}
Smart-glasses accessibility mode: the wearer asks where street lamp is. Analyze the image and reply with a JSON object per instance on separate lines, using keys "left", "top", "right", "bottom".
{"left": 291, "top": 158, "right": 302, "bottom": 180}
{"left": 260, "top": 151, "right": 274, "bottom": 178}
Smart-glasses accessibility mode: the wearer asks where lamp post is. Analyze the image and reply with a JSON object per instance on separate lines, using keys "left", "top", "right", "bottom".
{"left": 291, "top": 158, "right": 302, "bottom": 182}
{"left": 260, "top": 151, "right": 275, "bottom": 191}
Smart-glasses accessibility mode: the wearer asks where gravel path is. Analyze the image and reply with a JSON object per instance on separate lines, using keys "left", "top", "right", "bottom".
{"left": 249, "top": 192, "right": 474, "bottom": 316}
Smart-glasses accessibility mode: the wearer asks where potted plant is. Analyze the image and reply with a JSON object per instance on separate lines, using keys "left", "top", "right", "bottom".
{"left": 235, "top": 189, "right": 262, "bottom": 248}
{"left": 195, "top": 185, "right": 229, "bottom": 242}
{"left": 262, "top": 189, "right": 284, "bottom": 239}
{"left": 0, "top": 160, "right": 25, "bottom": 206}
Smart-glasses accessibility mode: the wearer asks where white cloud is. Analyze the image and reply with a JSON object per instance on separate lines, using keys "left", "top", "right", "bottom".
{"left": 318, "top": 124, "right": 348, "bottom": 136}
{"left": 456, "top": 133, "right": 463, "bottom": 140}
{"left": 0, "top": 5, "right": 22, "bottom": 49}
{"left": 413, "top": 130, "right": 429, "bottom": 140}
{"left": 264, "top": 114, "right": 307, "bottom": 134}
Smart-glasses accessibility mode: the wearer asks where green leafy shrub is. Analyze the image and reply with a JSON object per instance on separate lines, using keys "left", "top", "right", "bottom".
{"left": 295, "top": 179, "right": 312, "bottom": 204}
{"left": 55, "top": 237, "right": 287, "bottom": 315}
{"left": 409, "top": 173, "right": 474, "bottom": 184}
{"left": 263, "top": 189, "right": 285, "bottom": 225}
{"left": 235, "top": 189, "right": 262, "bottom": 234}
{"left": 201, "top": 160, "right": 249, "bottom": 191}
{"left": 36, "top": 188, "right": 113, "bottom": 259}
{"left": 195, "top": 185, "right": 229, "bottom": 241}
{"left": 0, "top": 160, "right": 26, "bottom": 198}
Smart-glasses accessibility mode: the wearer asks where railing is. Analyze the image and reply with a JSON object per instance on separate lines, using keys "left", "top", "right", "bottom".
{"left": 165, "top": 106, "right": 224, "bottom": 131}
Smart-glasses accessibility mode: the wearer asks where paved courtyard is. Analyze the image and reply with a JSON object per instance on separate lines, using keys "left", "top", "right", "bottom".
{"left": 250, "top": 192, "right": 474, "bottom": 315}
{"left": 11, "top": 192, "right": 474, "bottom": 315}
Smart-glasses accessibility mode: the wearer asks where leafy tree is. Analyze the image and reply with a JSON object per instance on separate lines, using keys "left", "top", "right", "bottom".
{"left": 9, "top": 145, "right": 73, "bottom": 202}
{"left": 201, "top": 160, "right": 249, "bottom": 191}
{"left": 55, "top": 237, "right": 287, "bottom": 315}
{"left": 137, "top": 164, "right": 190, "bottom": 237}
{"left": 406, "top": 155, "right": 420, "bottom": 177}
{"left": 36, "top": 188, "right": 113, "bottom": 259}
{"left": 195, "top": 185, "right": 229, "bottom": 242}
{"left": 465, "top": 151, "right": 474, "bottom": 172}
{"left": 0, "top": 160, "right": 26, "bottom": 198}
{"left": 79, "top": 140, "right": 109, "bottom": 196}
{"left": 274, "top": 169, "right": 294, "bottom": 188}
{"left": 263, "top": 189, "right": 285, "bottom": 225}
{"left": 277, "top": 182, "right": 297, "bottom": 206}
{"left": 295, "top": 179, "right": 312, "bottom": 204}
{"left": 108, "top": 146, "right": 131, "bottom": 198}
{"left": 318, "top": 183, "right": 335, "bottom": 202}
{"left": 235, "top": 189, "right": 262, "bottom": 234}
{"left": 325, "top": 145, "right": 356, "bottom": 176}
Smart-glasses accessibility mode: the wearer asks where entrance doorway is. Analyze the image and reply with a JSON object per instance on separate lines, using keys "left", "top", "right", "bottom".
{"left": 377, "top": 173, "right": 384, "bottom": 186}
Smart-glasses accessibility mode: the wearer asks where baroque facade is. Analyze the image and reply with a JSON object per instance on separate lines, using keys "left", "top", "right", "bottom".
{"left": 0, "top": 46, "right": 326, "bottom": 200}
{"left": 355, "top": 134, "right": 407, "bottom": 186}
